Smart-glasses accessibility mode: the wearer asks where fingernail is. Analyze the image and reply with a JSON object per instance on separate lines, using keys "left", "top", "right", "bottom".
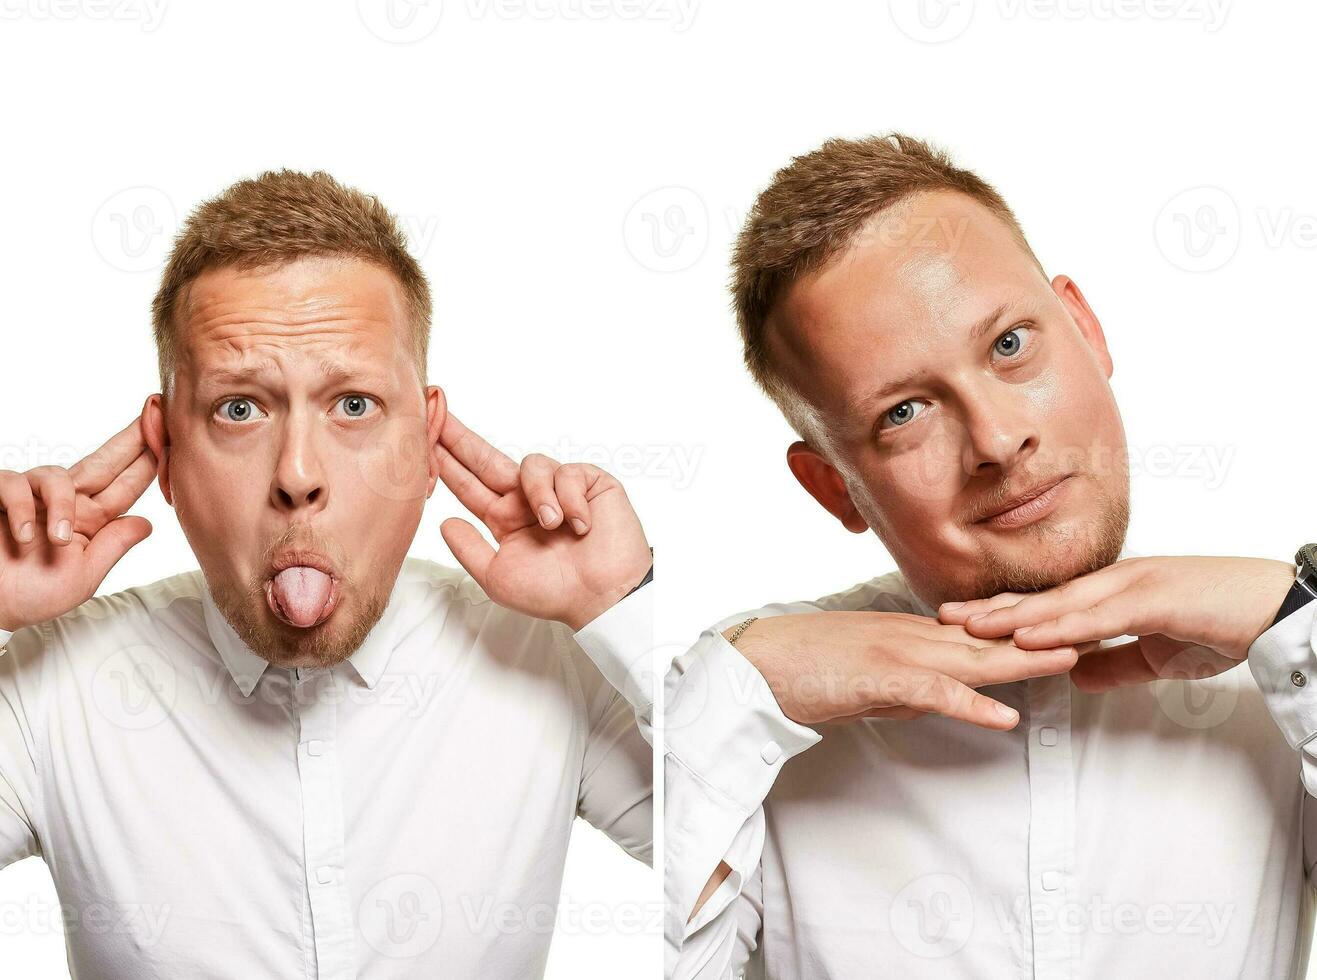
{"left": 55, "top": 519, "right": 71, "bottom": 542}
{"left": 18, "top": 522, "right": 34, "bottom": 543}
{"left": 996, "top": 703, "right": 1018, "bottom": 722}
{"left": 941, "top": 601, "right": 964, "bottom": 611}
{"left": 570, "top": 518, "right": 588, "bottom": 534}
{"left": 538, "top": 505, "right": 558, "bottom": 527}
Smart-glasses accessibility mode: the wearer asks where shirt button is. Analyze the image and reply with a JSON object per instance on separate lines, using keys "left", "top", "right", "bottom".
{"left": 1293, "top": 671, "right": 1307, "bottom": 688}
{"left": 306, "top": 739, "right": 324, "bottom": 757}
{"left": 316, "top": 866, "right": 336, "bottom": 885}
{"left": 1041, "top": 870, "right": 1061, "bottom": 891}
{"left": 1039, "top": 726, "right": 1058, "bottom": 746}
{"left": 760, "top": 740, "right": 783, "bottom": 765}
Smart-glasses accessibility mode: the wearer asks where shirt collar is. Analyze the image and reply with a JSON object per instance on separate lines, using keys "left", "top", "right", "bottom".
{"left": 199, "top": 568, "right": 409, "bottom": 697}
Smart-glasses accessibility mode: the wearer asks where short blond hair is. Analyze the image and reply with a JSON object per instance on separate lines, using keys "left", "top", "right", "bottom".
{"left": 151, "top": 169, "right": 431, "bottom": 392}
{"left": 731, "top": 133, "right": 1043, "bottom": 444}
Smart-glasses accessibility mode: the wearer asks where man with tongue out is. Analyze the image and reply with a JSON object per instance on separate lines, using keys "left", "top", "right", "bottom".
{"left": 0, "top": 171, "right": 655, "bottom": 978}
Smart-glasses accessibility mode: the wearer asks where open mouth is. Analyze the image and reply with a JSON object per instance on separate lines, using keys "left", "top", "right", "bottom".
{"left": 264, "top": 563, "right": 341, "bottom": 629}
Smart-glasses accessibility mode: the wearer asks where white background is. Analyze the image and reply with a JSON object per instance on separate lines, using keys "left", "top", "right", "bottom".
{"left": 1, "top": 0, "right": 1315, "bottom": 977}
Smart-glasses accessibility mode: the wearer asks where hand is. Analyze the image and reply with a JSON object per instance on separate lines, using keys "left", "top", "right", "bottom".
{"left": 727, "top": 610, "right": 1081, "bottom": 730}
{"left": 0, "top": 417, "right": 156, "bottom": 633}
{"left": 433, "top": 413, "right": 651, "bottom": 631}
{"left": 938, "top": 555, "right": 1297, "bottom": 693}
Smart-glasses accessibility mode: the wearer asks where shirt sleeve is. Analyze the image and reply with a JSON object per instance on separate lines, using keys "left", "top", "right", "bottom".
{"left": 570, "top": 584, "right": 655, "bottom": 866}
{"left": 664, "top": 619, "right": 821, "bottom": 978}
{"left": 0, "top": 623, "right": 44, "bottom": 870}
{"left": 1247, "top": 597, "right": 1317, "bottom": 884}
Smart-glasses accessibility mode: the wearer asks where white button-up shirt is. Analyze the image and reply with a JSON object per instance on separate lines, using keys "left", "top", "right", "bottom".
{"left": 0, "top": 556, "right": 653, "bottom": 978}
{"left": 665, "top": 547, "right": 1317, "bottom": 979}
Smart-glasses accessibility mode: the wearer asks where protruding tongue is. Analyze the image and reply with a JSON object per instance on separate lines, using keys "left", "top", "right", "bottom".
{"left": 270, "top": 567, "right": 333, "bottom": 627}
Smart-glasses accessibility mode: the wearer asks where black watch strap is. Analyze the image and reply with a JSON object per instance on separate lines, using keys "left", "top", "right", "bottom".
{"left": 623, "top": 548, "right": 654, "bottom": 600}
{"left": 1269, "top": 543, "right": 1317, "bottom": 630}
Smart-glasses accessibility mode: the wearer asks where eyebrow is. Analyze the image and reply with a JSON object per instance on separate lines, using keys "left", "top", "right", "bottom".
{"left": 853, "top": 300, "right": 1018, "bottom": 414}
{"left": 196, "top": 358, "right": 393, "bottom": 393}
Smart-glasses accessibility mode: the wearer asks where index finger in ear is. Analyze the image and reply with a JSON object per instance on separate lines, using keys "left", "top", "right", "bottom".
{"left": 438, "top": 413, "right": 520, "bottom": 495}
{"left": 70, "top": 416, "right": 149, "bottom": 495}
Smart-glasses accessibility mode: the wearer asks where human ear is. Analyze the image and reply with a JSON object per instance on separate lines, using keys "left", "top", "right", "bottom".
{"left": 141, "top": 393, "right": 173, "bottom": 506}
{"left": 1052, "top": 275, "right": 1114, "bottom": 379}
{"left": 786, "top": 441, "right": 869, "bottom": 534}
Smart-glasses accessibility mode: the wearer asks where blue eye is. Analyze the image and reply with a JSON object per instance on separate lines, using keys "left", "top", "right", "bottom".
{"left": 217, "top": 398, "right": 264, "bottom": 423}
{"left": 336, "top": 394, "right": 376, "bottom": 418}
{"left": 881, "top": 399, "right": 928, "bottom": 430}
{"left": 993, "top": 325, "right": 1032, "bottom": 359}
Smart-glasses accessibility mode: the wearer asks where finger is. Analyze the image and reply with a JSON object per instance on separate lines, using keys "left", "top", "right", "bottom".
{"left": 69, "top": 416, "right": 149, "bottom": 496}
{"left": 553, "top": 464, "right": 593, "bottom": 535}
{"left": 27, "top": 466, "right": 77, "bottom": 545}
{"left": 937, "top": 591, "right": 1029, "bottom": 625}
{"left": 962, "top": 566, "right": 1133, "bottom": 638}
{"left": 437, "top": 414, "right": 520, "bottom": 496}
{"left": 84, "top": 515, "right": 152, "bottom": 584}
{"left": 897, "top": 671, "right": 1020, "bottom": 730}
{"left": 88, "top": 449, "right": 157, "bottom": 524}
{"left": 440, "top": 517, "right": 496, "bottom": 591}
{"left": 936, "top": 640, "right": 1079, "bottom": 687}
{"left": 433, "top": 440, "right": 501, "bottom": 518}
{"left": 519, "top": 454, "right": 564, "bottom": 530}
{"left": 1068, "top": 638, "right": 1160, "bottom": 693}
{"left": 1009, "top": 595, "right": 1150, "bottom": 650}
{"left": 0, "top": 471, "right": 37, "bottom": 544}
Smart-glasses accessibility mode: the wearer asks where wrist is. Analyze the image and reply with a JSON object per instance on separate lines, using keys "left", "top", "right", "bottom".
{"left": 564, "top": 548, "right": 653, "bottom": 633}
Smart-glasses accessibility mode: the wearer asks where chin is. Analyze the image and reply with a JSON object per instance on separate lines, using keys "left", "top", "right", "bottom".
{"left": 214, "top": 579, "right": 389, "bottom": 671}
{"left": 970, "top": 496, "right": 1130, "bottom": 599}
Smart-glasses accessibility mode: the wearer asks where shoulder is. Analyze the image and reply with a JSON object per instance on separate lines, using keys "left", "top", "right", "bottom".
{"left": 2, "top": 569, "right": 208, "bottom": 668}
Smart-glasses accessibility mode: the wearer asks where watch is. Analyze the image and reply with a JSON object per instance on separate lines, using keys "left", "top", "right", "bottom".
{"left": 1269, "top": 543, "right": 1317, "bottom": 630}
{"left": 622, "top": 547, "right": 654, "bottom": 600}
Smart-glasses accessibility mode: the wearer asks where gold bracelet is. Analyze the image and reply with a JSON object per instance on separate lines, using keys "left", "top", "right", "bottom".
{"left": 726, "top": 616, "right": 759, "bottom": 646}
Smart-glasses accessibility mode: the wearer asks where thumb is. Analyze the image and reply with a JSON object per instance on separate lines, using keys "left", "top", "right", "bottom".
{"left": 84, "top": 515, "right": 153, "bottom": 586}
{"left": 440, "top": 517, "right": 496, "bottom": 593}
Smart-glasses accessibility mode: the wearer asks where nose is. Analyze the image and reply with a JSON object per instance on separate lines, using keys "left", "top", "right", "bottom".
{"left": 960, "top": 385, "right": 1039, "bottom": 478}
{"left": 270, "top": 411, "right": 327, "bottom": 515}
